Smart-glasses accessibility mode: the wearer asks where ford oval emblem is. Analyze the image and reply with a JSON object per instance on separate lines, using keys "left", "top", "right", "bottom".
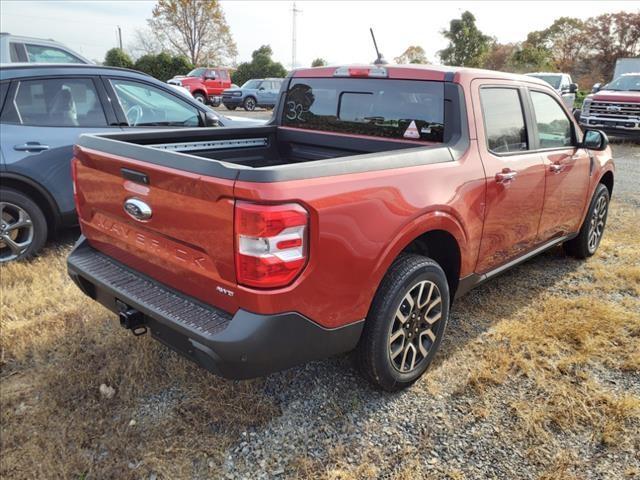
{"left": 124, "top": 198, "right": 152, "bottom": 221}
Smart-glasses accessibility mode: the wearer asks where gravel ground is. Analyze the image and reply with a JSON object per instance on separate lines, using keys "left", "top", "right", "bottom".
{"left": 194, "top": 136, "right": 639, "bottom": 478}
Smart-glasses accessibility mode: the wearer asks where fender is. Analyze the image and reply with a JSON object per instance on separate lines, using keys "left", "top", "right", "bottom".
{"left": 0, "top": 172, "right": 62, "bottom": 227}
{"left": 577, "top": 157, "right": 614, "bottom": 226}
{"left": 365, "top": 209, "right": 469, "bottom": 306}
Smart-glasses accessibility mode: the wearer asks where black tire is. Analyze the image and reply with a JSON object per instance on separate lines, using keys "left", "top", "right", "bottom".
{"left": 225, "top": 105, "right": 237, "bottom": 111}
{"left": 564, "top": 183, "right": 610, "bottom": 259}
{"left": 193, "top": 92, "right": 207, "bottom": 104}
{"left": 0, "top": 188, "right": 48, "bottom": 262}
{"left": 243, "top": 96, "right": 256, "bottom": 111}
{"left": 356, "top": 254, "right": 450, "bottom": 391}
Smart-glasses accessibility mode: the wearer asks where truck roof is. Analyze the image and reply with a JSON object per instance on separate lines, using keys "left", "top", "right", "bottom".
{"left": 292, "top": 63, "right": 550, "bottom": 87}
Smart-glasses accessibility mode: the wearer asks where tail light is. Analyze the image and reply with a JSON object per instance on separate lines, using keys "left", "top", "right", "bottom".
{"left": 333, "top": 66, "right": 388, "bottom": 78}
{"left": 234, "top": 201, "right": 309, "bottom": 288}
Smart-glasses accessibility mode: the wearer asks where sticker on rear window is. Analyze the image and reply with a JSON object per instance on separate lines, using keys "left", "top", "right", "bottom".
{"left": 403, "top": 120, "right": 420, "bottom": 139}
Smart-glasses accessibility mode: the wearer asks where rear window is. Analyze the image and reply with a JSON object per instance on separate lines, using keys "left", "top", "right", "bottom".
{"left": 282, "top": 78, "right": 444, "bottom": 142}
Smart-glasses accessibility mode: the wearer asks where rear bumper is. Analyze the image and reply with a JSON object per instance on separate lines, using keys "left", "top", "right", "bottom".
{"left": 67, "top": 237, "right": 363, "bottom": 379}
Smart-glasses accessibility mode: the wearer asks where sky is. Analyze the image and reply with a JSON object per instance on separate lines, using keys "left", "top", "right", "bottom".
{"left": 0, "top": 0, "right": 637, "bottom": 67}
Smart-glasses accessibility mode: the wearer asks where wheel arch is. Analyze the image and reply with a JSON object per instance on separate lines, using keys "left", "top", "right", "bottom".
{"left": 599, "top": 170, "right": 614, "bottom": 196}
{"left": 370, "top": 212, "right": 467, "bottom": 307}
{"left": 0, "top": 173, "right": 61, "bottom": 236}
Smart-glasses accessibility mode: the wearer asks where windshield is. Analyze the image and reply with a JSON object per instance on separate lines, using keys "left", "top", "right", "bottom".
{"left": 605, "top": 75, "right": 640, "bottom": 91}
{"left": 529, "top": 75, "right": 562, "bottom": 89}
{"left": 187, "top": 68, "right": 206, "bottom": 77}
{"left": 242, "top": 79, "right": 262, "bottom": 89}
{"left": 283, "top": 78, "right": 444, "bottom": 142}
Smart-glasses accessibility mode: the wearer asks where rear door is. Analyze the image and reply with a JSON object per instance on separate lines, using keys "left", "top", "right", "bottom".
{"left": 0, "top": 76, "right": 116, "bottom": 216}
{"left": 472, "top": 80, "right": 546, "bottom": 273}
{"left": 528, "top": 88, "right": 590, "bottom": 240}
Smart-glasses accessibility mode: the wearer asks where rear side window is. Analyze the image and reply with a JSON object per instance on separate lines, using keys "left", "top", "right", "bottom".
{"left": 9, "top": 42, "right": 27, "bottom": 62}
{"left": 24, "top": 44, "right": 84, "bottom": 63}
{"left": 480, "top": 88, "right": 528, "bottom": 154}
{"left": 530, "top": 91, "right": 572, "bottom": 148}
{"left": 1, "top": 78, "right": 107, "bottom": 127}
{"left": 282, "top": 78, "right": 444, "bottom": 142}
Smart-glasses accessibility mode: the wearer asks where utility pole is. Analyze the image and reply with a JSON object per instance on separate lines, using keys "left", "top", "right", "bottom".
{"left": 117, "top": 26, "right": 123, "bottom": 50}
{"left": 291, "top": 2, "right": 301, "bottom": 69}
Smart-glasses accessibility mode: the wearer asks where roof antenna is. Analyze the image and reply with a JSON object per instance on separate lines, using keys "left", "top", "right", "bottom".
{"left": 370, "top": 28, "right": 387, "bottom": 65}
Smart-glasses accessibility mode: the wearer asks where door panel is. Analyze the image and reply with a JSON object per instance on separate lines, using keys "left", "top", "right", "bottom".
{"left": 529, "top": 89, "right": 590, "bottom": 240}
{"left": 472, "top": 81, "right": 546, "bottom": 273}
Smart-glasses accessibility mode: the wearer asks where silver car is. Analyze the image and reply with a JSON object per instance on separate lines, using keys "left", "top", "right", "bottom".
{"left": 0, "top": 33, "right": 91, "bottom": 64}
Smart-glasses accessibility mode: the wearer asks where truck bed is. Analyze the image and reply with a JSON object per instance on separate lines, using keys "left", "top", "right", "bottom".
{"left": 78, "top": 124, "right": 460, "bottom": 182}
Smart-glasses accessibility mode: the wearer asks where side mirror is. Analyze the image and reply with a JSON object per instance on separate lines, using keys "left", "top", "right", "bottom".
{"left": 569, "top": 83, "right": 578, "bottom": 93}
{"left": 258, "top": 86, "right": 265, "bottom": 91}
{"left": 204, "top": 111, "right": 219, "bottom": 127}
{"left": 581, "top": 129, "right": 608, "bottom": 151}
{"left": 592, "top": 83, "right": 602, "bottom": 93}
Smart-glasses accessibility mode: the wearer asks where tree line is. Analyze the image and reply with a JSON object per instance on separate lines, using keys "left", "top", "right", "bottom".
{"left": 103, "top": 1, "right": 639, "bottom": 89}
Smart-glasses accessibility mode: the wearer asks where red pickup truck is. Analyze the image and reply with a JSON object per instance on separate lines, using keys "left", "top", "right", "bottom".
{"left": 68, "top": 64, "right": 614, "bottom": 391}
{"left": 167, "top": 67, "right": 233, "bottom": 106}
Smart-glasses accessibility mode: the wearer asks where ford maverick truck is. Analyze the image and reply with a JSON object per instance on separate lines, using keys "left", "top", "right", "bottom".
{"left": 67, "top": 64, "right": 614, "bottom": 391}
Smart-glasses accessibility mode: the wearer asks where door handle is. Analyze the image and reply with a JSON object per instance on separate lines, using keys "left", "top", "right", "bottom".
{"left": 550, "top": 163, "right": 565, "bottom": 174}
{"left": 14, "top": 142, "right": 50, "bottom": 152}
{"left": 495, "top": 169, "right": 518, "bottom": 184}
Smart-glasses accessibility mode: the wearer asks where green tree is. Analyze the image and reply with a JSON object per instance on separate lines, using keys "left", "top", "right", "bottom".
{"left": 482, "top": 41, "right": 518, "bottom": 72}
{"left": 311, "top": 58, "right": 327, "bottom": 67}
{"left": 104, "top": 48, "right": 134, "bottom": 69}
{"left": 133, "top": 52, "right": 193, "bottom": 81}
{"left": 439, "top": 11, "right": 490, "bottom": 67}
{"left": 394, "top": 45, "right": 428, "bottom": 64}
{"left": 148, "top": 0, "right": 237, "bottom": 66}
{"left": 232, "top": 45, "right": 287, "bottom": 86}
{"left": 510, "top": 32, "right": 554, "bottom": 72}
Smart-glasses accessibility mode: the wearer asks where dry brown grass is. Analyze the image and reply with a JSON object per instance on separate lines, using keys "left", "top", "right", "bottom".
{"left": 1, "top": 200, "right": 639, "bottom": 479}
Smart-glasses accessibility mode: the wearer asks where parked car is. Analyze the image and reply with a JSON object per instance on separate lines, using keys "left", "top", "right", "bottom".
{"left": 592, "top": 59, "right": 640, "bottom": 93}
{"left": 222, "top": 78, "right": 284, "bottom": 111}
{"left": 68, "top": 64, "right": 613, "bottom": 391}
{"left": 579, "top": 73, "right": 640, "bottom": 139}
{"left": 525, "top": 72, "right": 577, "bottom": 109}
{"left": 167, "top": 67, "right": 232, "bottom": 106}
{"left": 0, "top": 64, "right": 254, "bottom": 262}
{"left": 0, "top": 32, "right": 91, "bottom": 64}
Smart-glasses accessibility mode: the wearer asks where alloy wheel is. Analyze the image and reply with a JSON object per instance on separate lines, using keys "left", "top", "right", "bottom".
{"left": 0, "top": 202, "right": 34, "bottom": 262}
{"left": 388, "top": 280, "right": 443, "bottom": 373}
{"left": 587, "top": 194, "right": 607, "bottom": 253}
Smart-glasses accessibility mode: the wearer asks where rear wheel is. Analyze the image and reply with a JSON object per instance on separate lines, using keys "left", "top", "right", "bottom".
{"left": 0, "top": 188, "right": 47, "bottom": 262}
{"left": 356, "top": 254, "right": 450, "bottom": 391}
{"left": 243, "top": 96, "right": 256, "bottom": 111}
{"left": 564, "top": 183, "right": 610, "bottom": 259}
{"left": 225, "top": 105, "right": 237, "bottom": 111}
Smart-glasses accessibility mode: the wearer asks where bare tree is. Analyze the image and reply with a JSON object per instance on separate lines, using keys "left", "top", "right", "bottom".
{"left": 148, "top": 0, "right": 238, "bottom": 66}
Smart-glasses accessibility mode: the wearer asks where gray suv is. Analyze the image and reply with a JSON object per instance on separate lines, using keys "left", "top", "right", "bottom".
{"left": 0, "top": 33, "right": 91, "bottom": 64}
{"left": 0, "top": 64, "right": 249, "bottom": 262}
{"left": 222, "top": 78, "right": 284, "bottom": 111}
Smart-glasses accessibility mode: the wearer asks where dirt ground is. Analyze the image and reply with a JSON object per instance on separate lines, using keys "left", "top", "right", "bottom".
{"left": 1, "top": 139, "right": 638, "bottom": 480}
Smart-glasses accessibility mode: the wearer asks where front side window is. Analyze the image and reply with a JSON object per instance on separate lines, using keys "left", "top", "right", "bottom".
{"left": 282, "top": 78, "right": 444, "bottom": 142}
{"left": 0, "top": 78, "right": 107, "bottom": 127}
{"left": 110, "top": 79, "right": 200, "bottom": 127}
{"left": 480, "top": 88, "right": 528, "bottom": 153}
{"left": 242, "top": 79, "right": 262, "bottom": 90}
{"left": 25, "top": 44, "right": 84, "bottom": 63}
{"left": 187, "top": 68, "right": 206, "bottom": 78}
{"left": 530, "top": 91, "right": 572, "bottom": 148}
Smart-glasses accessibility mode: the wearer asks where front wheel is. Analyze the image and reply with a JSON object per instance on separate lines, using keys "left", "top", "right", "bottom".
{"left": 193, "top": 92, "right": 207, "bottom": 104}
{"left": 243, "top": 97, "right": 256, "bottom": 111}
{"left": 0, "top": 188, "right": 48, "bottom": 262}
{"left": 564, "top": 183, "right": 610, "bottom": 259}
{"left": 225, "top": 105, "right": 237, "bottom": 111}
{"left": 356, "top": 254, "right": 450, "bottom": 391}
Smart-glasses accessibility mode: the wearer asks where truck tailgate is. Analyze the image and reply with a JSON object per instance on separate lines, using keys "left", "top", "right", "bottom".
{"left": 73, "top": 145, "right": 238, "bottom": 314}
